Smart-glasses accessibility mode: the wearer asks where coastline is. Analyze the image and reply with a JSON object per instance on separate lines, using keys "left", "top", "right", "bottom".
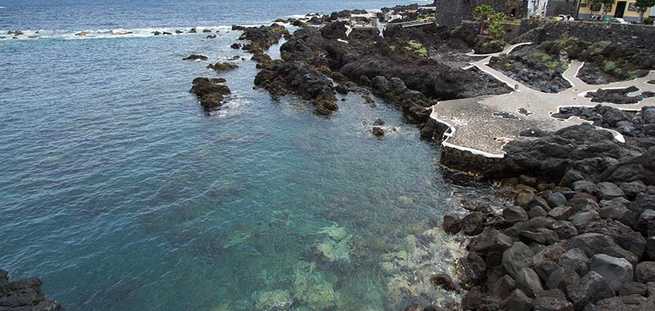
{"left": 3, "top": 1, "right": 655, "bottom": 310}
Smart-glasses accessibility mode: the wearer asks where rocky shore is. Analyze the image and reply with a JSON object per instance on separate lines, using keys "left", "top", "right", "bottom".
{"left": 224, "top": 6, "right": 655, "bottom": 311}
{"left": 0, "top": 270, "right": 62, "bottom": 310}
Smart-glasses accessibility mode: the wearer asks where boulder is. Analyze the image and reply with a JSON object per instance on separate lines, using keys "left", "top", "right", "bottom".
{"left": 504, "top": 206, "right": 529, "bottom": 223}
{"left": 561, "top": 170, "right": 585, "bottom": 187}
{"left": 599, "top": 198, "right": 629, "bottom": 220}
{"left": 515, "top": 267, "right": 543, "bottom": 297}
{"left": 642, "top": 106, "right": 655, "bottom": 124}
{"left": 638, "top": 209, "right": 655, "bottom": 237}
{"left": 460, "top": 252, "right": 487, "bottom": 286}
{"left": 567, "top": 233, "right": 638, "bottom": 265}
{"left": 545, "top": 192, "right": 568, "bottom": 208}
{"left": 442, "top": 214, "right": 462, "bottom": 234}
{"left": 492, "top": 275, "right": 517, "bottom": 299}
{"left": 567, "top": 271, "right": 614, "bottom": 309}
{"left": 618, "top": 281, "right": 648, "bottom": 296}
{"left": 516, "top": 191, "right": 535, "bottom": 207}
{"left": 597, "top": 182, "right": 625, "bottom": 200}
{"left": 560, "top": 248, "right": 590, "bottom": 276}
{"left": 532, "top": 289, "right": 574, "bottom": 311}
{"left": 502, "top": 289, "right": 533, "bottom": 311}
{"left": 619, "top": 181, "right": 646, "bottom": 199}
{"left": 430, "top": 273, "right": 460, "bottom": 292}
{"left": 533, "top": 244, "right": 566, "bottom": 281}
{"left": 570, "top": 210, "right": 601, "bottom": 229}
{"left": 519, "top": 228, "right": 559, "bottom": 245}
{"left": 461, "top": 212, "right": 485, "bottom": 236}
{"left": 503, "top": 242, "right": 534, "bottom": 279}
{"left": 582, "top": 220, "right": 646, "bottom": 259}
{"left": 647, "top": 236, "right": 655, "bottom": 259}
{"left": 590, "top": 254, "right": 634, "bottom": 292}
{"left": 461, "top": 286, "right": 501, "bottom": 310}
{"left": 552, "top": 221, "right": 578, "bottom": 239}
{"left": 549, "top": 206, "right": 577, "bottom": 220}
{"left": 573, "top": 180, "right": 598, "bottom": 195}
{"left": 546, "top": 267, "right": 579, "bottom": 292}
{"left": 528, "top": 205, "right": 549, "bottom": 218}
{"left": 372, "top": 127, "right": 385, "bottom": 137}
{"left": 468, "top": 228, "right": 513, "bottom": 253}
{"left": 635, "top": 262, "right": 655, "bottom": 283}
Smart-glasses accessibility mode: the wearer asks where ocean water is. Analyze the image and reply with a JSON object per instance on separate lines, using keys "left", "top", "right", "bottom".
{"left": 0, "top": 1, "right": 460, "bottom": 310}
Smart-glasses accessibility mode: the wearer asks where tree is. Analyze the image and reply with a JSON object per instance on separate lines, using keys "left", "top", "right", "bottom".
{"left": 635, "top": 0, "right": 655, "bottom": 23}
{"left": 473, "top": 4, "right": 496, "bottom": 34}
{"left": 489, "top": 12, "right": 507, "bottom": 40}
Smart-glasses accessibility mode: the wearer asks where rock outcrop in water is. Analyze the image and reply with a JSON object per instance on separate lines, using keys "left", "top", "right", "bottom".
{"left": 182, "top": 54, "right": 208, "bottom": 61}
{"left": 247, "top": 18, "right": 510, "bottom": 124}
{"left": 0, "top": 269, "right": 63, "bottom": 310}
{"left": 207, "top": 62, "right": 238, "bottom": 72}
{"left": 190, "top": 77, "right": 231, "bottom": 111}
{"left": 254, "top": 61, "right": 338, "bottom": 115}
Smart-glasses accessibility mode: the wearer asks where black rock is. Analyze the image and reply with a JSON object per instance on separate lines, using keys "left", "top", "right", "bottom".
{"left": 0, "top": 270, "right": 62, "bottom": 310}
{"left": 635, "top": 261, "right": 655, "bottom": 283}
{"left": 566, "top": 271, "right": 614, "bottom": 309}
{"left": 532, "top": 289, "right": 573, "bottom": 311}
{"left": 515, "top": 267, "right": 543, "bottom": 297}
{"left": 442, "top": 214, "right": 462, "bottom": 234}
{"left": 502, "top": 242, "right": 534, "bottom": 279}
{"left": 567, "top": 233, "right": 638, "bottom": 265}
{"left": 430, "top": 273, "right": 460, "bottom": 292}
{"left": 589, "top": 254, "right": 634, "bottom": 292}
{"left": 468, "top": 228, "right": 513, "bottom": 253}
{"left": 502, "top": 288, "right": 533, "bottom": 311}
{"left": 504, "top": 206, "right": 529, "bottom": 223}
{"left": 560, "top": 248, "right": 590, "bottom": 276}
{"left": 182, "top": 54, "right": 208, "bottom": 61}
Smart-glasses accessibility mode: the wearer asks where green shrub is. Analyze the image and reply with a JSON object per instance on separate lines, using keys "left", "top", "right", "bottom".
{"left": 404, "top": 40, "right": 428, "bottom": 57}
{"left": 602, "top": 60, "right": 617, "bottom": 73}
{"left": 489, "top": 12, "right": 507, "bottom": 40}
{"left": 645, "top": 17, "right": 654, "bottom": 25}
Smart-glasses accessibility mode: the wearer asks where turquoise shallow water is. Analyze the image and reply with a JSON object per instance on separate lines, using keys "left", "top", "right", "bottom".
{"left": 0, "top": 1, "right": 460, "bottom": 310}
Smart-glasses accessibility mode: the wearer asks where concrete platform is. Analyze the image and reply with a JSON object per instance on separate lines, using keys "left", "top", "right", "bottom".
{"left": 430, "top": 44, "right": 655, "bottom": 158}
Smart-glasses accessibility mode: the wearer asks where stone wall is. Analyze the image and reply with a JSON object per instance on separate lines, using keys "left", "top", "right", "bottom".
{"left": 436, "top": 0, "right": 527, "bottom": 26}
{"left": 516, "top": 19, "right": 655, "bottom": 51}
{"left": 544, "top": 0, "right": 578, "bottom": 17}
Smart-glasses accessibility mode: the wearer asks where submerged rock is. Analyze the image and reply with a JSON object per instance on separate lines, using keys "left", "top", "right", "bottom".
{"left": 182, "top": 54, "right": 208, "bottom": 61}
{"left": 0, "top": 270, "right": 63, "bottom": 310}
{"left": 207, "top": 62, "right": 238, "bottom": 72}
{"left": 254, "top": 289, "right": 292, "bottom": 310}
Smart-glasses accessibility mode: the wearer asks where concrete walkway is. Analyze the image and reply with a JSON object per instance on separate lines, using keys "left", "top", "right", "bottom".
{"left": 430, "top": 44, "right": 655, "bottom": 157}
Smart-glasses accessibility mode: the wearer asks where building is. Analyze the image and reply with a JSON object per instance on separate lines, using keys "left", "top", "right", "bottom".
{"left": 529, "top": 0, "right": 580, "bottom": 17}
{"left": 435, "top": 0, "right": 528, "bottom": 26}
{"left": 577, "top": 0, "right": 654, "bottom": 22}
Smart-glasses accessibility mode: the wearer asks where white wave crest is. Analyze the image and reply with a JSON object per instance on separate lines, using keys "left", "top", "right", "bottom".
{"left": 0, "top": 25, "right": 234, "bottom": 41}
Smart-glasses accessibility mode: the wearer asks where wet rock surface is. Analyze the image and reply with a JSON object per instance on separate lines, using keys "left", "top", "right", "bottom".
{"left": 0, "top": 269, "right": 63, "bottom": 310}
{"left": 254, "top": 61, "right": 338, "bottom": 115}
{"left": 190, "top": 77, "right": 231, "bottom": 111}
{"left": 182, "top": 54, "right": 208, "bottom": 61}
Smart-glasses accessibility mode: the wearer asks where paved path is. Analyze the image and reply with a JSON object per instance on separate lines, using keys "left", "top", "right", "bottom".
{"left": 430, "top": 44, "right": 655, "bottom": 157}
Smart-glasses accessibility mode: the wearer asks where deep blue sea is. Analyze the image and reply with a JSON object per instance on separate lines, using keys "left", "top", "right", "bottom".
{"left": 0, "top": 1, "right": 462, "bottom": 310}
